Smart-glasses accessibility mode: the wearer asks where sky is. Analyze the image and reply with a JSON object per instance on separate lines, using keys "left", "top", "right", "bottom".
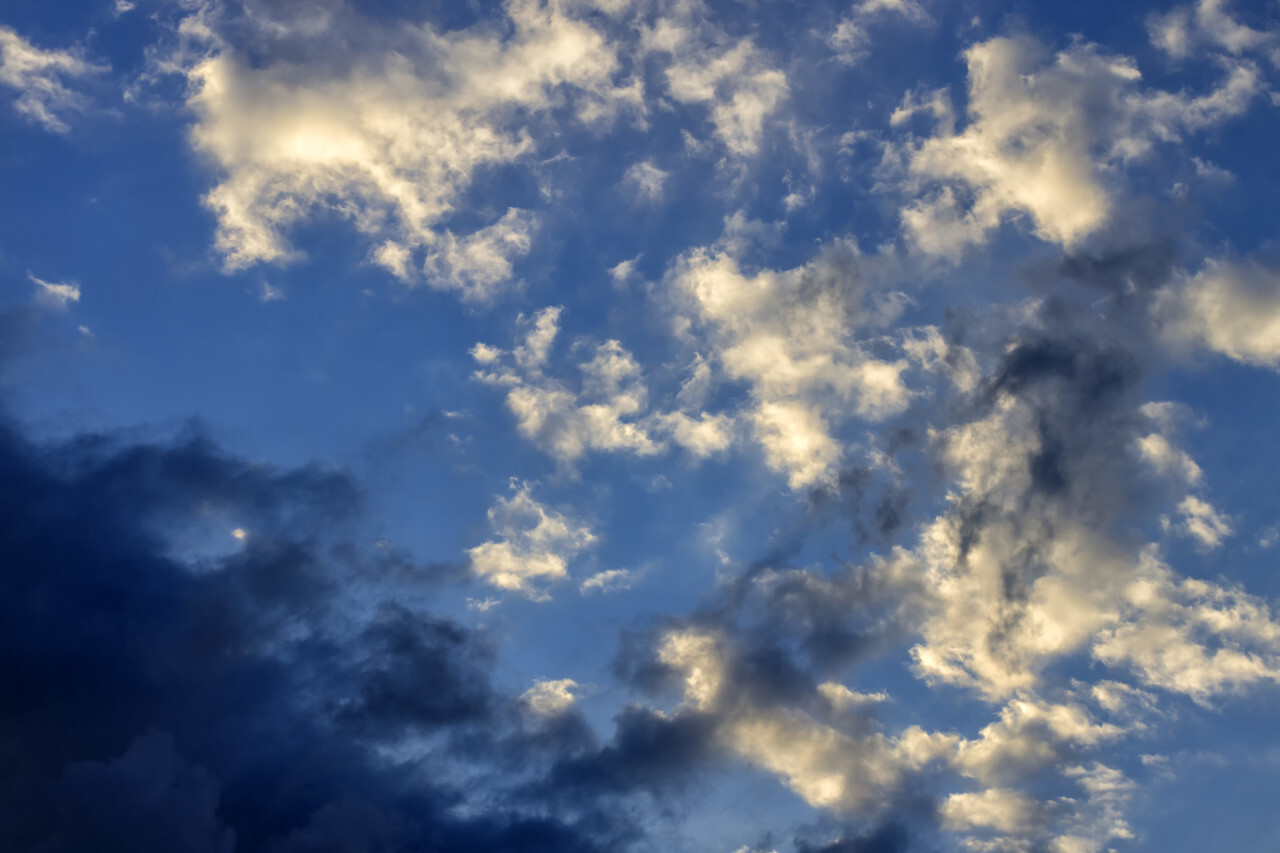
{"left": 1, "top": 0, "right": 1280, "bottom": 851}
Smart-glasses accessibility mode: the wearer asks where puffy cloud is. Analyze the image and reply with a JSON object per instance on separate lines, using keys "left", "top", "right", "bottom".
{"left": 940, "top": 788, "right": 1039, "bottom": 835}
{"left": 1148, "top": 0, "right": 1275, "bottom": 60}
{"left": 420, "top": 208, "right": 537, "bottom": 301}
{"left": 467, "top": 480, "right": 596, "bottom": 599}
{"left": 1136, "top": 432, "right": 1202, "bottom": 484}
{"left": 473, "top": 306, "right": 734, "bottom": 466}
{"left": 1093, "top": 549, "right": 1280, "bottom": 703}
{"left": 0, "top": 26, "right": 105, "bottom": 133}
{"left": 643, "top": 8, "right": 788, "bottom": 157}
{"left": 1171, "top": 495, "right": 1233, "bottom": 548}
{"left": 622, "top": 160, "right": 669, "bottom": 202}
{"left": 953, "top": 696, "right": 1125, "bottom": 785}
{"left": 891, "top": 34, "right": 1263, "bottom": 258}
{"left": 174, "top": 0, "right": 639, "bottom": 294}
{"left": 905, "top": 328, "right": 1280, "bottom": 706}
{"left": 657, "top": 629, "right": 957, "bottom": 813}
{"left": 669, "top": 237, "right": 962, "bottom": 488}
{"left": 521, "top": 678, "right": 582, "bottom": 715}
{"left": 1154, "top": 255, "right": 1280, "bottom": 367}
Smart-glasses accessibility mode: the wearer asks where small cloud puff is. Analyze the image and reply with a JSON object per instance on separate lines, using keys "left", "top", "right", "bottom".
{"left": 579, "top": 568, "right": 634, "bottom": 595}
{"left": 467, "top": 480, "right": 595, "bottom": 600}
{"left": 29, "top": 272, "right": 81, "bottom": 308}
{"left": 520, "top": 678, "right": 581, "bottom": 716}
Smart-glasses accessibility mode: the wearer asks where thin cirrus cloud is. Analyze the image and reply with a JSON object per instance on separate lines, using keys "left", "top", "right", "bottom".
{"left": 3, "top": 0, "right": 1280, "bottom": 851}
{"left": 0, "top": 26, "right": 105, "bottom": 133}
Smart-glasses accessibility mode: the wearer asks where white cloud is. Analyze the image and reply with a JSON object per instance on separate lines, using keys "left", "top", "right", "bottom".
{"left": 29, "top": 272, "right": 81, "bottom": 308}
{"left": 520, "top": 678, "right": 581, "bottom": 715}
{"left": 608, "top": 254, "right": 642, "bottom": 288}
{"left": 622, "top": 160, "right": 669, "bottom": 202}
{"left": 828, "top": 0, "right": 930, "bottom": 66}
{"left": 579, "top": 567, "right": 634, "bottom": 594}
{"left": 658, "top": 629, "right": 957, "bottom": 813}
{"left": 0, "top": 27, "right": 105, "bottom": 133}
{"left": 421, "top": 208, "right": 536, "bottom": 302}
{"left": 171, "top": 0, "right": 640, "bottom": 294}
{"left": 669, "top": 235, "right": 970, "bottom": 488}
{"left": 257, "top": 281, "right": 285, "bottom": 302}
{"left": 1173, "top": 495, "right": 1233, "bottom": 548}
{"left": 904, "top": 366, "right": 1280, "bottom": 710}
{"left": 817, "top": 682, "right": 889, "bottom": 711}
{"left": 1149, "top": 0, "right": 1274, "bottom": 60}
{"left": 1155, "top": 256, "right": 1280, "bottom": 367}
{"left": 643, "top": 8, "right": 788, "bottom": 157}
{"left": 1136, "top": 432, "right": 1202, "bottom": 484}
{"left": 472, "top": 306, "right": 734, "bottom": 466}
{"left": 467, "top": 481, "right": 595, "bottom": 599}
{"left": 891, "top": 35, "right": 1263, "bottom": 258}
{"left": 940, "top": 788, "right": 1039, "bottom": 834}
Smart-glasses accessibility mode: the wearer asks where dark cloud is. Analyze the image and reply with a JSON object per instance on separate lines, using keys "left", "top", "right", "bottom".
{"left": 1054, "top": 240, "right": 1179, "bottom": 296}
{"left": 550, "top": 706, "right": 721, "bottom": 796}
{"left": 796, "top": 823, "right": 911, "bottom": 853}
{"left": 0, "top": 408, "right": 641, "bottom": 852}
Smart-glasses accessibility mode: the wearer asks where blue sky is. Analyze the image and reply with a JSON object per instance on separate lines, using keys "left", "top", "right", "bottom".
{"left": 2, "top": 1, "right": 1280, "bottom": 851}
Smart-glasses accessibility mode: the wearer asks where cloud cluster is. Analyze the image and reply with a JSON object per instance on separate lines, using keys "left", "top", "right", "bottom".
{"left": 890, "top": 34, "right": 1264, "bottom": 258}
{"left": 472, "top": 306, "right": 734, "bottom": 467}
{"left": 607, "top": 278, "right": 1280, "bottom": 851}
{"left": 170, "top": 0, "right": 639, "bottom": 294}
{"left": 160, "top": 0, "right": 800, "bottom": 294}
{"left": 669, "top": 233, "right": 973, "bottom": 488}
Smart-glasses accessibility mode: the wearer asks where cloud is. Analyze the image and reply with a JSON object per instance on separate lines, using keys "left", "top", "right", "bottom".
{"left": 421, "top": 208, "right": 537, "bottom": 301}
{"left": 1172, "top": 494, "right": 1233, "bottom": 548}
{"left": 654, "top": 627, "right": 956, "bottom": 814}
{"left": 472, "top": 306, "right": 734, "bottom": 467}
{"left": 522, "top": 678, "right": 582, "bottom": 716}
{"left": 1148, "top": 0, "right": 1275, "bottom": 60}
{"left": 828, "top": 0, "right": 931, "bottom": 66}
{"left": 169, "top": 0, "right": 639, "bottom": 295}
{"left": 468, "top": 480, "right": 596, "bottom": 599}
{"left": 29, "top": 272, "right": 81, "bottom": 308}
{"left": 256, "top": 281, "right": 285, "bottom": 302}
{"left": 1154, "top": 255, "right": 1280, "bottom": 367}
{"left": 668, "top": 234, "right": 967, "bottom": 488}
{"left": 622, "top": 160, "right": 669, "bottom": 202}
{"left": 642, "top": 7, "right": 788, "bottom": 157}
{"left": 602, "top": 279, "right": 1280, "bottom": 850}
{"left": 0, "top": 26, "right": 105, "bottom": 133}
{"left": 0, "top": 406, "right": 643, "bottom": 852}
{"left": 580, "top": 567, "right": 635, "bottom": 594}
{"left": 891, "top": 34, "right": 1263, "bottom": 258}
